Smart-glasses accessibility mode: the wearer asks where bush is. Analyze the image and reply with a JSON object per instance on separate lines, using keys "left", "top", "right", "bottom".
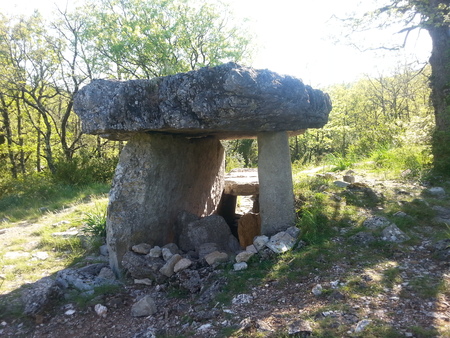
{"left": 53, "top": 155, "right": 117, "bottom": 185}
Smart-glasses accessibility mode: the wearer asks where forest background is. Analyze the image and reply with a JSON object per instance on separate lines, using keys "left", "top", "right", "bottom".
{"left": 0, "top": 0, "right": 447, "bottom": 203}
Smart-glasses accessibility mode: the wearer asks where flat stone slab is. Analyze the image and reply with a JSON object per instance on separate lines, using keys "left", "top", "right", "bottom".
{"left": 74, "top": 63, "right": 332, "bottom": 140}
{"left": 224, "top": 168, "right": 259, "bottom": 196}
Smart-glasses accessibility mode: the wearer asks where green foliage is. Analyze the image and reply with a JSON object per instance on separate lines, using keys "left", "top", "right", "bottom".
{"left": 53, "top": 155, "right": 117, "bottom": 185}
{"left": 293, "top": 65, "right": 434, "bottom": 170}
{"left": 82, "top": 209, "right": 107, "bottom": 238}
{"left": 81, "top": 0, "right": 254, "bottom": 78}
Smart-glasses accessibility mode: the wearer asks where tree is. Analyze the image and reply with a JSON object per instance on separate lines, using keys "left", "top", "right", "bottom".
{"left": 79, "top": 0, "right": 253, "bottom": 79}
{"left": 342, "top": 0, "right": 450, "bottom": 174}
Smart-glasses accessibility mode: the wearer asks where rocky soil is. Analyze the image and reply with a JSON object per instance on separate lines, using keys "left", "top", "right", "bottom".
{"left": 0, "top": 170, "right": 449, "bottom": 338}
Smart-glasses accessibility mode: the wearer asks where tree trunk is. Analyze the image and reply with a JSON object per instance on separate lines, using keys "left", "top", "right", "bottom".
{"left": 428, "top": 19, "right": 450, "bottom": 174}
{"left": 0, "top": 95, "right": 18, "bottom": 178}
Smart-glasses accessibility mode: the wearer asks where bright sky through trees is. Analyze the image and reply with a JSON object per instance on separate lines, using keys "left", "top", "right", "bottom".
{"left": 0, "top": 0, "right": 432, "bottom": 87}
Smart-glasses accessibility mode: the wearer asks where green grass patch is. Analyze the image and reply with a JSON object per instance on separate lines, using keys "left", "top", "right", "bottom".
{"left": 406, "top": 276, "right": 449, "bottom": 298}
{"left": 0, "top": 176, "right": 109, "bottom": 223}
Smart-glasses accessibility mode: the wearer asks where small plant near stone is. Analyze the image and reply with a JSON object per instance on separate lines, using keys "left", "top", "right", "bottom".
{"left": 82, "top": 209, "right": 107, "bottom": 238}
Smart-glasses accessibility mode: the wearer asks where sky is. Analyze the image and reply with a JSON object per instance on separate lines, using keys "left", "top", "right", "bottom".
{"left": 0, "top": 0, "right": 432, "bottom": 88}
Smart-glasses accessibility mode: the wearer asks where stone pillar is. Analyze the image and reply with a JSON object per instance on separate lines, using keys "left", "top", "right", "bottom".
{"left": 257, "top": 132, "right": 295, "bottom": 235}
{"left": 107, "top": 133, "right": 225, "bottom": 276}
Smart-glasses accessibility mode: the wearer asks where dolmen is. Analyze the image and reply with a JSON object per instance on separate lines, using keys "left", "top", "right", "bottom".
{"left": 74, "top": 63, "right": 332, "bottom": 276}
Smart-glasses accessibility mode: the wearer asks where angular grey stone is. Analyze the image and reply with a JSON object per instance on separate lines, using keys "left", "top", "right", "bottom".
{"left": 173, "top": 258, "right": 192, "bottom": 273}
{"left": 350, "top": 231, "right": 376, "bottom": 245}
{"left": 205, "top": 251, "right": 229, "bottom": 266}
{"left": 131, "top": 295, "right": 157, "bottom": 317}
{"left": 232, "top": 294, "right": 253, "bottom": 304}
{"left": 74, "top": 63, "right": 331, "bottom": 140}
{"left": 132, "top": 243, "right": 152, "bottom": 255}
{"left": 99, "top": 244, "right": 109, "bottom": 256}
{"left": 363, "top": 216, "right": 391, "bottom": 230}
{"left": 97, "top": 267, "right": 116, "bottom": 281}
{"left": 343, "top": 175, "right": 356, "bottom": 183}
{"left": 177, "top": 269, "right": 202, "bottom": 293}
{"left": 233, "top": 262, "right": 248, "bottom": 271}
{"left": 312, "top": 284, "right": 323, "bottom": 296}
{"left": 132, "top": 327, "right": 157, "bottom": 338}
{"left": 162, "top": 243, "right": 179, "bottom": 255}
{"left": 179, "top": 215, "right": 231, "bottom": 252}
{"left": 285, "top": 226, "right": 301, "bottom": 239}
{"left": 355, "top": 319, "right": 372, "bottom": 333}
{"left": 161, "top": 248, "right": 173, "bottom": 262}
{"left": 235, "top": 251, "right": 254, "bottom": 263}
{"left": 56, "top": 263, "right": 113, "bottom": 292}
{"left": 122, "top": 251, "right": 165, "bottom": 281}
{"left": 134, "top": 278, "right": 153, "bottom": 286}
{"left": 334, "top": 181, "right": 350, "bottom": 188}
{"left": 253, "top": 235, "right": 269, "bottom": 251}
{"left": 426, "top": 187, "right": 446, "bottom": 197}
{"left": 246, "top": 244, "right": 258, "bottom": 254}
{"left": 94, "top": 304, "right": 107, "bottom": 318}
{"left": 159, "top": 254, "right": 182, "bottom": 277}
{"left": 148, "top": 246, "right": 162, "bottom": 258}
{"left": 266, "top": 231, "right": 296, "bottom": 253}
{"left": 381, "top": 224, "right": 410, "bottom": 243}
{"left": 287, "top": 319, "right": 312, "bottom": 336}
{"left": 22, "top": 277, "right": 62, "bottom": 316}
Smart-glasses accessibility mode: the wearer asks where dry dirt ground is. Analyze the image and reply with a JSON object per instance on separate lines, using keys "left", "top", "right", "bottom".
{"left": 0, "top": 171, "right": 449, "bottom": 338}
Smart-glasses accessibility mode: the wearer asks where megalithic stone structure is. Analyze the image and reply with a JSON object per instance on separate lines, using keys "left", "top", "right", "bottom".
{"left": 74, "top": 63, "right": 332, "bottom": 275}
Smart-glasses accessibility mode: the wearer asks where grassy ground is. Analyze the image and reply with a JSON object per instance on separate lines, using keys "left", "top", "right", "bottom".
{"left": 0, "top": 159, "right": 449, "bottom": 337}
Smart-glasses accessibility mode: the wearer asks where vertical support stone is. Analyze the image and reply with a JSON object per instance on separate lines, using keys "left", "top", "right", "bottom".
{"left": 107, "top": 133, "right": 224, "bottom": 276}
{"left": 257, "top": 131, "right": 295, "bottom": 235}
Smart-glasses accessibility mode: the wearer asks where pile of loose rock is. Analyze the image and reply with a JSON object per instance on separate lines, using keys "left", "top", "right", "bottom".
{"left": 121, "top": 223, "right": 304, "bottom": 292}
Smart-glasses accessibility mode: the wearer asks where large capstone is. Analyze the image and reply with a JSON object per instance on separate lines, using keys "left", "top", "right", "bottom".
{"left": 74, "top": 63, "right": 331, "bottom": 140}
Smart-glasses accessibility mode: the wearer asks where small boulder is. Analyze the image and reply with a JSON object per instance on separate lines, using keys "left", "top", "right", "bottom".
{"left": 161, "top": 248, "right": 173, "bottom": 261}
{"left": 343, "top": 175, "right": 356, "bottom": 183}
{"left": 131, "top": 243, "right": 152, "bottom": 255}
{"left": 266, "top": 232, "right": 296, "bottom": 253}
{"left": 312, "top": 284, "right": 323, "bottom": 296}
{"left": 253, "top": 235, "right": 269, "bottom": 251}
{"left": 94, "top": 304, "right": 107, "bottom": 318}
{"left": 425, "top": 187, "right": 446, "bottom": 198}
{"left": 131, "top": 295, "right": 157, "bottom": 317}
{"left": 235, "top": 251, "right": 254, "bottom": 263}
{"left": 205, "top": 251, "right": 229, "bottom": 266}
{"left": 148, "top": 246, "right": 162, "bottom": 258}
{"left": 381, "top": 224, "right": 410, "bottom": 243}
{"left": 232, "top": 294, "right": 253, "bottom": 304}
{"left": 285, "top": 226, "right": 301, "bottom": 239}
{"left": 174, "top": 258, "right": 192, "bottom": 273}
{"left": 350, "top": 231, "right": 376, "bottom": 245}
{"left": 363, "top": 216, "right": 391, "bottom": 230}
{"left": 162, "top": 243, "right": 179, "bottom": 255}
{"left": 122, "top": 251, "right": 165, "bottom": 281}
{"left": 233, "top": 262, "right": 248, "bottom": 271}
{"left": 159, "top": 254, "right": 182, "bottom": 277}
{"left": 179, "top": 215, "right": 232, "bottom": 252}
{"left": 22, "top": 277, "right": 62, "bottom": 316}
